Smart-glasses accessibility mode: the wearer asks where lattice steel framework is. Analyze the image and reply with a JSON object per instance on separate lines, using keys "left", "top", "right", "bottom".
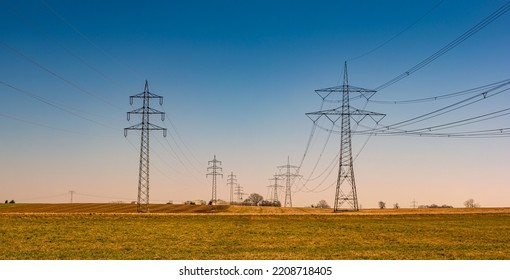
{"left": 306, "top": 62, "right": 384, "bottom": 212}
{"left": 267, "top": 173, "right": 283, "bottom": 204}
{"left": 234, "top": 183, "right": 245, "bottom": 203}
{"left": 124, "top": 80, "right": 166, "bottom": 213}
{"left": 207, "top": 155, "right": 223, "bottom": 204}
{"left": 227, "top": 172, "right": 237, "bottom": 204}
{"left": 277, "top": 157, "right": 301, "bottom": 207}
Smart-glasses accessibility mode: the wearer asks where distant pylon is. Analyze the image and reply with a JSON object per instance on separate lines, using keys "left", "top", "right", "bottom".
{"left": 207, "top": 155, "right": 223, "bottom": 204}
{"left": 267, "top": 173, "right": 283, "bottom": 205}
{"left": 69, "top": 190, "right": 75, "bottom": 203}
{"left": 234, "top": 183, "right": 245, "bottom": 203}
{"left": 124, "top": 80, "right": 167, "bottom": 213}
{"left": 227, "top": 172, "right": 237, "bottom": 204}
{"left": 277, "top": 156, "right": 301, "bottom": 207}
{"left": 306, "top": 62, "right": 384, "bottom": 212}
{"left": 411, "top": 199, "right": 418, "bottom": 209}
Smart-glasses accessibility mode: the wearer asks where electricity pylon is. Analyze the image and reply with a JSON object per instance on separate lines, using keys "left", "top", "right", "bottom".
{"left": 207, "top": 155, "right": 223, "bottom": 204}
{"left": 234, "top": 183, "right": 245, "bottom": 203}
{"left": 124, "top": 80, "right": 167, "bottom": 213}
{"left": 227, "top": 172, "right": 237, "bottom": 204}
{"left": 277, "top": 156, "right": 301, "bottom": 207}
{"left": 306, "top": 62, "right": 384, "bottom": 212}
{"left": 267, "top": 173, "right": 283, "bottom": 205}
{"left": 69, "top": 190, "right": 75, "bottom": 203}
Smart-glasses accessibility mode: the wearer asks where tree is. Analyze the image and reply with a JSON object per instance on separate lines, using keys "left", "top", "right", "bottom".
{"left": 464, "top": 198, "right": 480, "bottom": 208}
{"left": 316, "top": 200, "right": 330, "bottom": 208}
{"left": 393, "top": 203, "right": 400, "bottom": 209}
{"left": 378, "top": 201, "right": 386, "bottom": 209}
{"left": 247, "top": 193, "right": 264, "bottom": 206}
{"left": 259, "top": 200, "right": 272, "bottom": 206}
{"left": 9, "top": 200, "right": 15, "bottom": 204}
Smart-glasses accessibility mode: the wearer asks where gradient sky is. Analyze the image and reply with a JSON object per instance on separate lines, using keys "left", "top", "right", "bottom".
{"left": 1, "top": 0, "right": 509, "bottom": 208}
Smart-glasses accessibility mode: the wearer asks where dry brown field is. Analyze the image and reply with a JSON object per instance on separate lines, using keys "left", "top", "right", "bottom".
{"left": 1, "top": 203, "right": 508, "bottom": 214}
{"left": 1, "top": 204, "right": 509, "bottom": 260}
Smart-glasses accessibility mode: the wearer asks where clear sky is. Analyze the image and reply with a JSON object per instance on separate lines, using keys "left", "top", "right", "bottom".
{"left": 1, "top": 0, "right": 509, "bottom": 208}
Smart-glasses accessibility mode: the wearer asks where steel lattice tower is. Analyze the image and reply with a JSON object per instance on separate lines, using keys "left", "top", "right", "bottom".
{"left": 277, "top": 157, "right": 301, "bottom": 207}
{"left": 267, "top": 173, "right": 283, "bottom": 204}
{"left": 307, "top": 62, "right": 384, "bottom": 212}
{"left": 234, "top": 183, "right": 245, "bottom": 203}
{"left": 124, "top": 80, "right": 166, "bottom": 213}
{"left": 207, "top": 155, "right": 223, "bottom": 204}
{"left": 227, "top": 172, "right": 237, "bottom": 204}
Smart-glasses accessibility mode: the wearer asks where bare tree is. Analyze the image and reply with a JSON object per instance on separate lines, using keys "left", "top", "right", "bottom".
{"left": 247, "top": 193, "right": 264, "bottom": 206}
{"left": 378, "top": 201, "right": 386, "bottom": 209}
{"left": 393, "top": 203, "right": 399, "bottom": 209}
{"left": 316, "top": 200, "right": 330, "bottom": 208}
{"left": 464, "top": 198, "right": 480, "bottom": 208}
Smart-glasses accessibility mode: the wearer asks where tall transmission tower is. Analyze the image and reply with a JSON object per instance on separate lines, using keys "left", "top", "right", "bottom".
{"left": 277, "top": 156, "right": 301, "bottom": 207}
{"left": 124, "top": 80, "right": 167, "bottom": 213}
{"left": 227, "top": 172, "right": 237, "bottom": 204}
{"left": 207, "top": 155, "right": 223, "bottom": 205}
{"left": 306, "top": 62, "right": 384, "bottom": 212}
{"left": 267, "top": 173, "right": 283, "bottom": 205}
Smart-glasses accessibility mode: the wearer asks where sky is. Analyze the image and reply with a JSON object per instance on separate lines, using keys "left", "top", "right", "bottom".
{"left": 1, "top": 0, "right": 509, "bottom": 208}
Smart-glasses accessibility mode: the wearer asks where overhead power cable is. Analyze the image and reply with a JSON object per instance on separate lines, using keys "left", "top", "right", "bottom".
{"left": 374, "top": 0, "right": 510, "bottom": 91}
{"left": 355, "top": 84, "right": 510, "bottom": 133}
{"left": 3, "top": 1, "right": 122, "bottom": 87}
{"left": 354, "top": 107, "right": 510, "bottom": 136}
{"left": 368, "top": 78, "right": 510, "bottom": 104}
{"left": 39, "top": 0, "right": 144, "bottom": 81}
{"left": 1, "top": 81, "right": 115, "bottom": 129}
{"left": 0, "top": 112, "right": 82, "bottom": 134}
{"left": 0, "top": 41, "right": 120, "bottom": 110}
{"left": 348, "top": 0, "right": 445, "bottom": 61}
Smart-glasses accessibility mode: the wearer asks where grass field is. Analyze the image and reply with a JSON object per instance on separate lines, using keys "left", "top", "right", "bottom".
{"left": 1, "top": 204, "right": 509, "bottom": 260}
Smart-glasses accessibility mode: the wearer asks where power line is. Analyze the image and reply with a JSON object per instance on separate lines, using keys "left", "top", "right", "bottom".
{"left": 375, "top": 1, "right": 510, "bottom": 91}
{"left": 354, "top": 86, "right": 510, "bottom": 134}
{"left": 0, "top": 112, "right": 82, "bottom": 134}
{"left": 3, "top": 0, "right": 122, "bottom": 88}
{"left": 368, "top": 78, "right": 510, "bottom": 104}
{"left": 39, "top": 0, "right": 144, "bottom": 81}
{"left": 1, "top": 81, "right": 116, "bottom": 129}
{"left": 0, "top": 41, "right": 120, "bottom": 110}
{"left": 348, "top": 0, "right": 445, "bottom": 61}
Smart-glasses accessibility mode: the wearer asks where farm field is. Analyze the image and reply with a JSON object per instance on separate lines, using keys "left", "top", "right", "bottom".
{"left": 1, "top": 204, "right": 509, "bottom": 260}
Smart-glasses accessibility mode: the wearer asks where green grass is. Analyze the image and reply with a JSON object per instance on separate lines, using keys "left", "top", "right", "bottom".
{"left": 1, "top": 212, "right": 509, "bottom": 259}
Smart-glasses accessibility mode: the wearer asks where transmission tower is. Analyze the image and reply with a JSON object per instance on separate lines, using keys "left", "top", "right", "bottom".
{"left": 306, "top": 62, "right": 384, "bottom": 212}
{"left": 124, "top": 80, "right": 167, "bottom": 213}
{"left": 267, "top": 173, "right": 283, "bottom": 205}
{"left": 277, "top": 156, "right": 301, "bottom": 207}
{"left": 69, "top": 190, "right": 75, "bottom": 203}
{"left": 207, "top": 155, "right": 223, "bottom": 205}
{"left": 411, "top": 199, "right": 418, "bottom": 209}
{"left": 234, "top": 183, "right": 245, "bottom": 203}
{"left": 227, "top": 172, "right": 237, "bottom": 204}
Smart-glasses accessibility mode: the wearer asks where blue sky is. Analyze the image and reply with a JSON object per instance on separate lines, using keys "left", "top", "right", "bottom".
{"left": 1, "top": 0, "right": 509, "bottom": 207}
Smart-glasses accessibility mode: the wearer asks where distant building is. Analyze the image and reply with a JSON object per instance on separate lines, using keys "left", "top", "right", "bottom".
{"left": 194, "top": 200, "right": 206, "bottom": 205}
